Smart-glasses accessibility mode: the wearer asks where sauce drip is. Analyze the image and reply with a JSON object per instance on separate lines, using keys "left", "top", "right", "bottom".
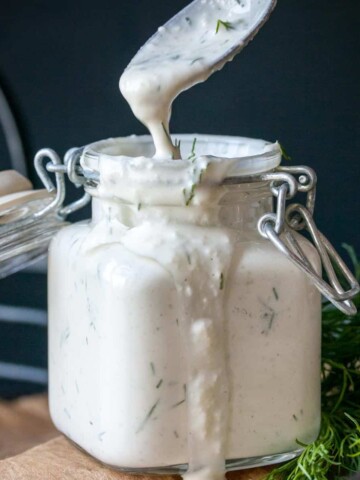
{"left": 118, "top": 1, "right": 276, "bottom": 478}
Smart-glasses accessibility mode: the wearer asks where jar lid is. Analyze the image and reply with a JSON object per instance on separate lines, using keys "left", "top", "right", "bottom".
{"left": 0, "top": 189, "right": 66, "bottom": 278}
{"left": 0, "top": 189, "right": 55, "bottom": 225}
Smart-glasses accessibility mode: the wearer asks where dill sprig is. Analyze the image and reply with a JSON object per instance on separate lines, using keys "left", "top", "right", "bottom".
{"left": 188, "top": 137, "right": 197, "bottom": 161}
{"left": 265, "top": 246, "right": 360, "bottom": 479}
{"left": 161, "top": 122, "right": 181, "bottom": 159}
{"left": 279, "top": 142, "right": 292, "bottom": 161}
{"left": 215, "top": 19, "right": 234, "bottom": 34}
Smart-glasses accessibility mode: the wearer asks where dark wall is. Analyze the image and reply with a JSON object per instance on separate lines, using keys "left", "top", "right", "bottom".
{"left": 0, "top": 1, "right": 359, "bottom": 398}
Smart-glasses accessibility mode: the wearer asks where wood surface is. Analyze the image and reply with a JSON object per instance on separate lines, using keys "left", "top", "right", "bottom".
{"left": 0, "top": 395, "right": 273, "bottom": 480}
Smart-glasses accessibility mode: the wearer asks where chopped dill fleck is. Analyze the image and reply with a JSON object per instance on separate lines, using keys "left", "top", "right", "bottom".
{"left": 220, "top": 273, "right": 225, "bottom": 290}
{"left": 161, "top": 122, "right": 172, "bottom": 143}
{"left": 268, "top": 312, "right": 275, "bottom": 330}
{"left": 171, "top": 398, "right": 186, "bottom": 409}
{"left": 183, "top": 184, "right": 196, "bottom": 206}
{"left": 261, "top": 309, "right": 275, "bottom": 333}
{"left": 136, "top": 400, "right": 159, "bottom": 434}
{"left": 292, "top": 414, "right": 298, "bottom": 421}
{"left": 198, "top": 168, "right": 205, "bottom": 183}
{"left": 156, "top": 379, "right": 163, "bottom": 389}
{"left": 150, "top": 362, "right": 156, "bottom": 375}
{"left": 279, "top": 142, "right": 292, "bottom": 161}
{"left": 174, "top": 430, "right": 179, "bottom": 438}
{"left": 188, "top": 137, "right": 197, "bottom": 161}
{"left": 215, "top": 19, "right": 234, "bottom": 34}
{"left": 137, "top": 203, "right": 142, "bottom": 211}
{"left": 190, "top": 57, "right": 204, "bottom": 65}
{"left": 272, "top": 287, "right": 279, "bottom": 300}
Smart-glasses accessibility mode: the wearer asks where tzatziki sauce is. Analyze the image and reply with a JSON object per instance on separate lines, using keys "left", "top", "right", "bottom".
{"left": 48, "top": 2, "right": 322, "bottom": 480}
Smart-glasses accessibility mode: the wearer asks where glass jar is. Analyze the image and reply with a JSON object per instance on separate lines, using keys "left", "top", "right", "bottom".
{"left": 48, "top": 135, "right": 322, "bottom": 472}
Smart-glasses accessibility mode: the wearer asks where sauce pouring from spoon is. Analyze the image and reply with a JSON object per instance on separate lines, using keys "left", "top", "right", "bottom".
{"left": 120, "top": 0, "right": 277, "bottom": 159}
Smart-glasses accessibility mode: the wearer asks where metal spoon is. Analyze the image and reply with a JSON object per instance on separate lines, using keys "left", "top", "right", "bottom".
{"left": 121, "top": 0, "right": 277, "bottom": 158}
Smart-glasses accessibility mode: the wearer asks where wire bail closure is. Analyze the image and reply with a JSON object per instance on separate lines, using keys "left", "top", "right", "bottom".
{"left": 34, "top": 147, "right": 90, "bottom": 219}
{"left": 251, "top": 166, "right": 359, "bottom": 315}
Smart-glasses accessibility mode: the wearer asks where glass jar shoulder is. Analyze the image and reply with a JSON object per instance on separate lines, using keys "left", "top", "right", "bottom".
{"left": 48, "top": 219, "right": 176, "bottom": 295}
{"left": 231, "top": 231, "right": 320, "bottom": 276}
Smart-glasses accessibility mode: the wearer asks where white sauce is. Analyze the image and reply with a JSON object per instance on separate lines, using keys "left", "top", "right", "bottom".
{"left": 48, "top": 156, "right": 321, "bottom": 470}
{"left": 48, "top": 1, "right": 321, "bottom": 479}
{"left": 120, "top": 0, "right": 274, "bottom": 159}
{"left": 48, "top": 138, "right": 321, "bottom": 479}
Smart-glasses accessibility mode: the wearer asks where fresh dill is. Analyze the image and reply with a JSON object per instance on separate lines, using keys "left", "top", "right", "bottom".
{"left": 156, "top": 379, "right": 163, "bottom": 389}
{"left": 265, "top": 245, "right": 360, "bottom": 480}
{"left": 171, "top": 398, "right": 186, "bottom": 409}
{"left": 161, "top": 123, "right": 181, "bottom": 158}
{"left": 183, "top": 184, "right": 196, "bottom": 206}
{"left": 161, "top": 122, "right": 172, "bottom": 143}
{"left": 279, "top": 142, "right": 292, "bottom": 161}
{"left": 215, "top": 19, "right": 234, "bottom": 34}
{"left": 137, "top": 203, "right": 142, "bottom": 211}
{"left": 136, "top": 400, "right": 159, "bottom": 434}
{"left": 190, "top": 57, "right": 204, "bottom": 65}
{"left": 220, "top": 273, "right": 225, "bottom": 290}
{"left": 150, "top": 362, "right": 156, "bottom": 375}
{"left": 188, "top": 137, "right": 197, "bottom": 161}
{"left": 273, "top": 287, "right": 279, "bottom": 300}
{"left": 198, "top": 168, "right": 205, "bottom": 183}
{"left": 186, "top": 251, "right": 192, "bottom": 265}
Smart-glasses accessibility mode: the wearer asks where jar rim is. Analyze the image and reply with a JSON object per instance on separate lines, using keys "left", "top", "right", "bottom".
{"left": 81, "top": 134, "right": 281, "bottom": 179}
{"left": 80, "top": 135, "right": 281, "bottom": 207}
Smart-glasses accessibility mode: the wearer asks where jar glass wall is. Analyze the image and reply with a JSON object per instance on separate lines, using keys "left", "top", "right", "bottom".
{"left": 48, "top": 135, "right": 322, "bottom": 472}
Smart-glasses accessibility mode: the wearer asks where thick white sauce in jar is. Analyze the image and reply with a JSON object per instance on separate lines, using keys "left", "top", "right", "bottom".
{"left": 49, "top": 138, "right": 321, "bottom": 478}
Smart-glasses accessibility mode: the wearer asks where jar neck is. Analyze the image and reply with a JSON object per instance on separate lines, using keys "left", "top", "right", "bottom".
{"left": 91, "top": 183, "right": 273, "bottom": 232}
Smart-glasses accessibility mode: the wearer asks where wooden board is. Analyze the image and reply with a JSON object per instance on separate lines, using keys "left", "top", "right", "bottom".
{"left": 0, "top": 395, "right": 273, "bottom": 480}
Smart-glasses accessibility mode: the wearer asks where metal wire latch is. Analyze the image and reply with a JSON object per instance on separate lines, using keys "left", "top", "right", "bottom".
{"left": 34, "top": 148, "right": 90, "bottom": 218}
{"left": 234, "top": 165, "right": 360, "bottom": 315}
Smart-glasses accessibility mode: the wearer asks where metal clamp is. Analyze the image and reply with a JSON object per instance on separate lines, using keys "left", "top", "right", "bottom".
{"left": 257, "top": 166, "right": 359, "bottom": 315}
{"left": 34, "top": 147, "right": 90, "bottom": 219}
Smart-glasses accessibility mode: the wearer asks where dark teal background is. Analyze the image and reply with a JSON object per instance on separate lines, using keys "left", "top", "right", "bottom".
{"left": 0, "top": 1, "right": 359, "bottom": 397}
